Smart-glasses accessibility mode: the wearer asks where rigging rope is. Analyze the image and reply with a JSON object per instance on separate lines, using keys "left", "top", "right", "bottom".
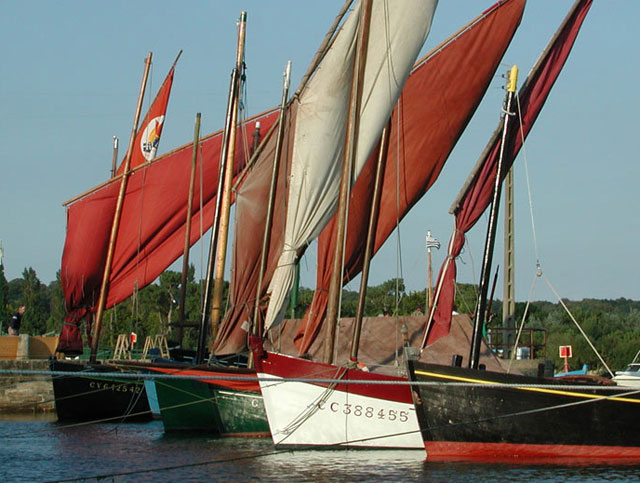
{"left": 199, "top": 140, "right": 205, "bottom": 313}
{"left": 392, "top": 51, "right": 404, "bottom": 371}
{"left": 274, "top": 366, "right": 347, "bottom": 443}
{"left": 33, "top": 383, "right": 640, "bottom": 482}
{"left": 516, "top": 92, "right": 541, "bottom": 265}
{"left": 543, "top": 274, "right": 614, "bottom": 377}
{"left": 505, "top": 91, "right": 613, "bottom": 377}
{"left": 507, "top": 268, "right": 540, "bottom": 373}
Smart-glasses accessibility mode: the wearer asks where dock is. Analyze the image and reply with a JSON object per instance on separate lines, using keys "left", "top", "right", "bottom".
{"left": 0, "top": 335, "right": 57, "bottom": 414}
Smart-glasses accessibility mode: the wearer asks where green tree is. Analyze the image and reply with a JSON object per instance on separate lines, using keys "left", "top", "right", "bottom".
{"left": 17, "top": 267, "right": 49, "bottom": 335}
{"left": 0, "top": 262, "right": 8, "bottom": 332}
{"left": 365, "top": 278, "right": 406, "bottom": 316}
{"left": 453, "top": 283, "right": 478, "bottom": 316}
{"left": 46, "top": 272, "right": 65, "bottom": 334}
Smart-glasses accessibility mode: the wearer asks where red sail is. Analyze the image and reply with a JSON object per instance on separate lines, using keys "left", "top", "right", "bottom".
{"left": 424, "top": 0, "right": 593, "bottom": 347}
{"left": 295, "top": 0, "right": 526, "bottom": 355}
{"left": 57, "top": 110, "right": 279, "bottom": 354}
{"left": 116, "top": 64, "right": 176, "bottom": 175}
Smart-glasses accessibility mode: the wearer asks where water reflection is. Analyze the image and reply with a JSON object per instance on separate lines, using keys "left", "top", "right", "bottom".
{"left": 0, "top": 419, "right": 639, "bottom": 482}
{"left": 0, "top": 412, "right": 56, "bottom": 422}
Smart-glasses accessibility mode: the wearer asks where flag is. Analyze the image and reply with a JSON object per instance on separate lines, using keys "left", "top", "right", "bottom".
{"left": 116, "top": 60, "right": 176, "bottom": 175}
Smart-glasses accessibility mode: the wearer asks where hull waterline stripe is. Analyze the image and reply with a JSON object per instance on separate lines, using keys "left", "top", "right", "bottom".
{"left": 414, "top": 369, "right": 640, "bottom": 403}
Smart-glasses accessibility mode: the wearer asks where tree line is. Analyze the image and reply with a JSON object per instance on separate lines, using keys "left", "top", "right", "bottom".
{"left": 2, "top": 264, "right": 639, "bottom": 373}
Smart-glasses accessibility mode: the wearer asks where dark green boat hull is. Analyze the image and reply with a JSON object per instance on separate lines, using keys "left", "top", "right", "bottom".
{"left": 154, "top": 377, "right": 269, "bottom": 436}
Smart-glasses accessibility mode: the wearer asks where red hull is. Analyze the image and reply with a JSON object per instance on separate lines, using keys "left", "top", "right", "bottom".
{"left": 143, "top": 364, "right": 261, "bottom": 392}
{"left": 253, "top": 350, "right": 413, "bottom": 404}
{"left": 425, "top": 441, "right": 640, "bottom": 464}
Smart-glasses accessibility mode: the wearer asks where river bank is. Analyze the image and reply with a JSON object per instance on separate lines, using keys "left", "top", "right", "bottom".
{"left": 0, "top": 359, "right": 54, "bottom": 413}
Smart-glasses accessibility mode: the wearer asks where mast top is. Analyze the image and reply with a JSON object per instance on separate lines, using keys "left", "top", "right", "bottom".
{"left": 507, "top": 65, "right": 518, "bottom": 93}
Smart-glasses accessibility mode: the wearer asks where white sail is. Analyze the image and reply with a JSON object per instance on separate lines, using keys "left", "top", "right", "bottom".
{"left": 264, "top": 0, "right": 438, "bottom": 331}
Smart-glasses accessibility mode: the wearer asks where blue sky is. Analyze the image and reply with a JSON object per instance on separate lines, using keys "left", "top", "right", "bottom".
{"left": 1, "top": 1, "right": 638, "bottom": 305}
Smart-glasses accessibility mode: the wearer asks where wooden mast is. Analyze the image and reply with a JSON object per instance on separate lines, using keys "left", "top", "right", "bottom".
{"left": 90, "top": 52, "right": 152, "bottom": 363}
{"left": 252, "top": 61, "right": 291, "bottom": 337}
{"left": 176, "top": 112, "right": 201, "bottom": 346}
{"left": 349, "top": 122, "right": 390, "bottom": 363}
{"left": 209, "top": 11, "right": 247, "bottom": 352}
{"left": 469, "top": 65, "right": 519, "bottom": 370}
{"left": 503, "top": 164, "right": 516, "bottom": 357}
{"left": 110, "top": 137, "right": 119, "bottom": 178}
{"left": 324, "top": 0, "right": 373, "bottom": 365}
{"left": 425, "top": 231, "right": 440, "bottom": 313}
{"left": 196, "top": 71, "right": 237, "bottom": 363}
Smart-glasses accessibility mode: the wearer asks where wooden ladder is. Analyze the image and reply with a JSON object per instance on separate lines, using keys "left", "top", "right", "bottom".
{"left": 113, "top": 334, "right": 132, "bottom": 360}
{"left": 141, "top": 334, "right": 170, "bottom": 360}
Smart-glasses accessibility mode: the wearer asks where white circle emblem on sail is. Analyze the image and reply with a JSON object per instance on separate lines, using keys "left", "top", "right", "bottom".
{"left": 140, "top": 115, "right": 165, "bottom": 161}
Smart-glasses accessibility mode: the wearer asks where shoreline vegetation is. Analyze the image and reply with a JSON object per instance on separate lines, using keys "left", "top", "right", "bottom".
{"left": 2, "top": 266, "right": 638, "bottom": 373}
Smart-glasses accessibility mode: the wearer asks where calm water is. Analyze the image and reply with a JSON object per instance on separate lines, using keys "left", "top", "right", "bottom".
{"left": 1, "top": 416, "right": 640, "bottom": 482}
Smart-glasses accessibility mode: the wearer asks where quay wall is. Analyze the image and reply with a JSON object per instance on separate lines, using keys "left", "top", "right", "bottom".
{"left": 0, "top": 359, "right": 54, "bottom": 413}
{"left": 0, "top": 359, "right": 55, "bottom": 413}
{"left": 0, "top": 334, "right": 56, "bottom": 413}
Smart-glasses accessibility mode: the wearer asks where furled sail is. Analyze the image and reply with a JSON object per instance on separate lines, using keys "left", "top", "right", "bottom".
{"left": 294, "top": 0, "right": 526, "bottom": 355}
{"left": 212, "top": 105, "right": 298, "bottom": 356}
{"left": 423, "top": 0, "right": 593, "bottom": 348}
{"left": 57, "top": 109, "right": 279, "bottom": 354}
{"left": 263, "top": 0, "right": 438, "bottom": 332}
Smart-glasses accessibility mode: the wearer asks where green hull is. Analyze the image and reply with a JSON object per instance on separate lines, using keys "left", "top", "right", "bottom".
{"left": 154, "top": 377, "right": 269, "bottom": 436}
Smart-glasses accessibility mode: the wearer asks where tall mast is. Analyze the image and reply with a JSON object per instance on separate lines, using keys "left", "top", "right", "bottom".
{"left": 324, "top": 0, "right": 373, "bottom": 365}
{"left": 252, "top": 61, "right": 291, "bottom": 337}
{"left": 502, "top": 164, "right": 515, "bottom": 357}
{"left": 176, "top": 112, "right": 201, "bottom": 347}
{"left": 251, "top": 121, "right": 262, "bottom": 154}
{"left": 196, "top": 73, "right": 234, "bottom": 364}
{"left": 90, "top": 52, "right": 153, "bottom": 363}
{"left": 110, "top": 136, "right": 119, "bottom": 178}
{"left": 425, "top": 231, "right": 440, "bottom": 313}
{"left": 209, "top": 12, "right": 247, "bottom": 352}
{"left": 349, "top": 121, "right": 389, "bottom": 363}
{"left": 469, "top": 65, "right": 518, "bottom": 369}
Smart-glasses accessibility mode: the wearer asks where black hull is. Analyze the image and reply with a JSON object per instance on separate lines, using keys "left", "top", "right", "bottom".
{"left": 50, "top": 359, "right": 152, "bottom": 423}
{"left": 408, "top": 361, "right": 640, "bottom": 459}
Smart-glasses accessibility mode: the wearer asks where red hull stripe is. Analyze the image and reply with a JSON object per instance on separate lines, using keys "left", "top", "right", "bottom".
{"left": 425, "top": 441, "right": 640, "bottom": 463}
{"left": 259, "top": 352, "right": 413, "bottom": 404}
{"left": 144, "top": 366, "right": 260, "bottom": 392}
{"left": 221, "top": 432, "right": 270, "bottom": 439}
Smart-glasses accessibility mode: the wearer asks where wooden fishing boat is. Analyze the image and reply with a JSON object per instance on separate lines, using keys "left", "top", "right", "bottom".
{"left": 405, "top": 0, "right": 640, "bottom": 461}
{"left": 146, "top": 363, "right": 269, "bottom": 436}
{"left": 248, "top": 0, "right": 536, "bottom": 450}
{"left": 52, "top": 34, "right": 278, "bottom": 425}
{"left": 50, "top": 358, "right": 151, "bottom": 422}
{"left": 407, "top": 360, "right": 640, "bottom": 461}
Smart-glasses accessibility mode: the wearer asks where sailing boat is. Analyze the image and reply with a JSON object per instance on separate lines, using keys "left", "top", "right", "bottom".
{"left": 250, "top": 0, "right": 527, "bottom": 449}
{"left": 142, "top": 11, "right": 271, "bottom": 436}
{"left": 51, "top": 46, "right": 279, "bottom": 422}
{"left": 149, "top": 0, "right": 438, "bottom": 437}
{"left": 407, "top": 0, "right": 640, "bottom": 461}
{"left": 52, "top": 52, "right": 165, "bottom": 422}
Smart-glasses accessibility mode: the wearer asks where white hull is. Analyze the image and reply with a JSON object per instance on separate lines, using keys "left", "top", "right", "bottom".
{"left": 612, "top": 374, "right": 640, "bottom": 388}
{"left": 257, "top": 372, "right": 423, "bottom": 449}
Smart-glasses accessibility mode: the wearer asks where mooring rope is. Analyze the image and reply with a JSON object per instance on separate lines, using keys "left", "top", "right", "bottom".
{"left": 1, "top": 368, "right": 636, "bottom": 391}
{"left": 266, "top": 366, "right": 348, "bottom": 445}
{"left": 40, "top": 382, "right": 640, "bottom": 482}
